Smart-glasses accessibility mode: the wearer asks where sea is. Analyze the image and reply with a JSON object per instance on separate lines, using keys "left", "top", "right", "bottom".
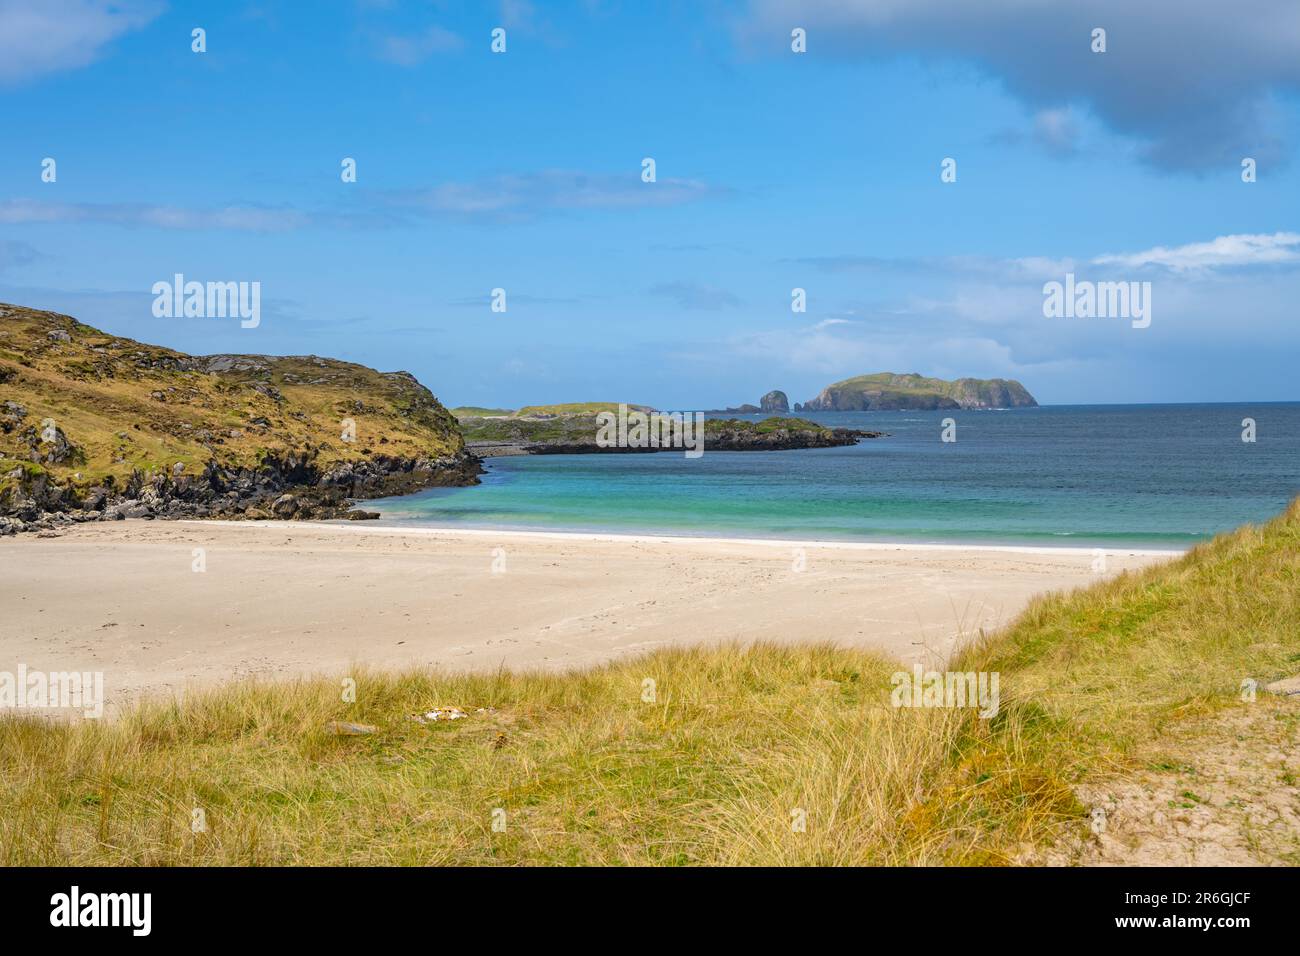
{"left": 363, "top": 404, "right": 1300, "bottom": 550}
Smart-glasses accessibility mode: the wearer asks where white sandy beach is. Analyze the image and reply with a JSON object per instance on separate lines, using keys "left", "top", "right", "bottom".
{"left": 0, "top": 520, "right": 1179, "bottom": 711}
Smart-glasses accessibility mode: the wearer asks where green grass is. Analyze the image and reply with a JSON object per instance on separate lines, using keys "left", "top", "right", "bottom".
{"left": 513, "top": 402, "right": 655, "bottom": 417}
{"left": 745, "top": 416, "right": 832, "bottom": 435}
{"left": 2, "top": 499, "right": 1297, "bottom": 865}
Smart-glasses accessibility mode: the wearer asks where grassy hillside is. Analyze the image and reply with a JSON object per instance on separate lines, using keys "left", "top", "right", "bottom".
{"left": 0, "top": 303, "right": 471, "bottom": 521}
{"left": 3, "top": 499, "right": 1295, "bottom": 865}
{"left": 803, "top": 372, "right": 1037, "bottom": 410}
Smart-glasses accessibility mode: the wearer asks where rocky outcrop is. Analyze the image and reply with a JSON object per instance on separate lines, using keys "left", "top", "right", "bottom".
{"left": 702, "top": 391, "right": 792, "bottom": 415}
{"left": 463, "top": 415, "right": 883, "bottom": 457}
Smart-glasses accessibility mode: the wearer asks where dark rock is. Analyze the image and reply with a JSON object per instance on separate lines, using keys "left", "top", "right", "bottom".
{"left": 1, "top": 401, "right": 26, "bottom": 433}
{"left": 82, "top": 487, "right": 109, "bottom": 511}
{"left": 2, "top": 440, "right": 481, "bottom": 534}
{"left": 23, "top": 423, "right": 78, "bottom": 466}
{"left": 760, "top": 390, "right": 790, "bottom": 414}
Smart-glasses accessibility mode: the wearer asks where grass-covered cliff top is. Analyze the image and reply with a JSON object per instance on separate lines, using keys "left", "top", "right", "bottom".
{"left": 0, "top": 303, "right": 463, "bottom": 498}
{"left": 451, "top": 402, "right": 656, "bottom": 419}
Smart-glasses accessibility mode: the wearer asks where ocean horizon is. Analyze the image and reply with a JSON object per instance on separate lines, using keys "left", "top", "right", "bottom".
{"left": 364, "top": 402, "right": 1300, "bottom": 549}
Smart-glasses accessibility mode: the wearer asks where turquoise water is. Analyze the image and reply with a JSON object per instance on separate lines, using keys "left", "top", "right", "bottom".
{"left": 365, "top": 404, "right": 1300, "bottom": 548}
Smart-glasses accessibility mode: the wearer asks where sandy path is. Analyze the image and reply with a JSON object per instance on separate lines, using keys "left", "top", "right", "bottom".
{"left": 0, "top": 520, "right": 1178, "bottom": 711}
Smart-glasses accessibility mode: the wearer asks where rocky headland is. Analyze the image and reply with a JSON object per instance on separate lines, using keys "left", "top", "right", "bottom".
{"left": 0, "top": 304, "right": 479, "bottom": 534}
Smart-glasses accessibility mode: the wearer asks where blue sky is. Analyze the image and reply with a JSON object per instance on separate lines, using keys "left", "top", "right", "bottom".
{"left": 1, "top": 0, "right": 1299, "bottom": 408}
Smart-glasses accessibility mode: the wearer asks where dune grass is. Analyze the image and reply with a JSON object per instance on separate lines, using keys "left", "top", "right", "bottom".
{"left": 2, "top": 500, "right": 1297, "bottom": 865}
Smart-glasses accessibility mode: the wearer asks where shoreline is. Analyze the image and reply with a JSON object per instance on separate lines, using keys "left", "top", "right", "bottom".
{"left": 196, "top": 519, "right": 1189, "bottom": 557}
{"left": 1, "top": 520, "right": 1178, "bottom": 714}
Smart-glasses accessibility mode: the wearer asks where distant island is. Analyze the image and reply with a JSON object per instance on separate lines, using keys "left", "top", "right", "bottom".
{"left": 796, "top": 373, "right": 1037, "bottom": 411}
{"left": 703, "top": 377, "right": 1036, "bottom": 415}
{"left": 453, "top": 406, "right": 881, "bottom": 456}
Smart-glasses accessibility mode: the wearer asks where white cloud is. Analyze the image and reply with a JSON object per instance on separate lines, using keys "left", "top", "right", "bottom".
{"left": 374, "top": 26, "right": 463, "bottom": 65}
{"left": 714, "top": 227, "right": 1300, "bottom": 402}
{"left": 1093, "top": 232, "right": 1300, "bottom": 272}
{"left": 0, "top": 199, "right": 309, "bottom": 232}
{"left": 0, "top": 168, "right": 725, "bottom": 234}
{"left": 738, "top": 0, "right": 1300, "bottom": 170}
{"left": 0, "top": 0, "right": 161, "bottom": 85}
{"left": 794, "top": 253, "right": 1076, "bottom": 280}
{"left": 1032, "top": 107, "right": 1080, "bottom": 156}
{"left": 797, "top": 234, "right": 1300, "bottom": 282}
{"left": 649, "top": 280, "right": 741, "bottom": 311}
{"left": 380, "top": 170, "right": 724, "bottom": 219}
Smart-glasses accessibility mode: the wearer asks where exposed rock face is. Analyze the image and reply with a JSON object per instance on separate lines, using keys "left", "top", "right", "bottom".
{"left": 22, "top": 423, "right": 78, "bottom": 466}
{"left": 0, "top": 451, "right": 482, "bottom": 534}
{"left": 802, "top": 373, "right": 1038, "bottom": 411}
{"left": 760, "top": 390, "right": 790, "bottom": 413}
{"left": 0, "top": 401, "right": 25, "bottom": 431}
{"left": 271, "top": 493, "right": 300, "bottom": 517}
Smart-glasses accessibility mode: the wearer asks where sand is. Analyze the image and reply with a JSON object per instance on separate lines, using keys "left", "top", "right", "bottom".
{"left": 0, "top": 520, "right": 1179, "bottom": 711}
